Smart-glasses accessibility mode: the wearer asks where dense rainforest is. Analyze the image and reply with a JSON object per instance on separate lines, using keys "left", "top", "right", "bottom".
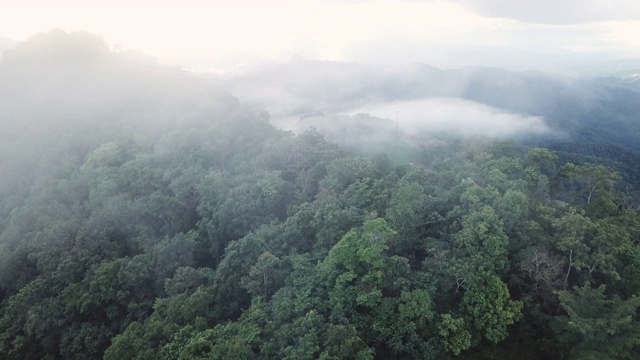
{"left": 1, "top": 31, "right": 640, "bottom": 360}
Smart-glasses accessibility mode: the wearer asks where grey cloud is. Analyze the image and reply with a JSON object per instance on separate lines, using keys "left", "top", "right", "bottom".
{"left": 451, "top": 0, "right": 640, "bottom": 24}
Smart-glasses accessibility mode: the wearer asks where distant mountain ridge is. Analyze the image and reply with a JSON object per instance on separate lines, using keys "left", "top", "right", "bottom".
{"left": 219, "top": 56, "right": 640, "bottom": 152}
{"left": 583, "top": 59, "right": 640, "bottom": 78}
{"left": 4, "top": 31, "right": 639, "bottom": 155}
{"left": 580, "top": 59, "right": 640, "bottom": 92}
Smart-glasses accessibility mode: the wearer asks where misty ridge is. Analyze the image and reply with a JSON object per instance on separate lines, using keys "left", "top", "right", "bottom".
{"left": 2, "top": 29, "right": 640, "bottom": 160}
{"left": 0, "top": 30, "right": 245, "bottom": 196}
{"left": 216, "top": 55, "right": 640, "bottom": 151}
{"left": 0, "top": 30, "right": 238, "bottom": 133}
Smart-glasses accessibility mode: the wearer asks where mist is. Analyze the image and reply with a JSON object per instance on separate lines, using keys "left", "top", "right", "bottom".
{"left": 349, "top": 98, "right": 551, "bottom": 137}
{"left": 2, "top": 3, "right": 640, "bottom": 358}
{"left": 0, "top": 37, "right": 16, "bottom": 59}
{"left": 0, "top": 30, "right": 247, "bottom": 204}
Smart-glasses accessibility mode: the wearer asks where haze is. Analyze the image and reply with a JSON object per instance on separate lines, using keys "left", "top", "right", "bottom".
{"left": 3, "top": 2, "right": 640, "bottom": 359}
{"left": 2, "top": 0, "right": 640, "bottom": 72}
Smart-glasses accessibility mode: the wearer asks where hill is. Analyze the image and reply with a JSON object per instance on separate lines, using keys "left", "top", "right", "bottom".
{"left": 220, "top": 57, "right": 640, "bottom": 152}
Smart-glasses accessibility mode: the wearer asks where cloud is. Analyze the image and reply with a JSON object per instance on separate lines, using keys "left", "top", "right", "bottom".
{"left": 451, "top": 0, "right": 640, "bottom": 24}
{"left": 348, "top": 98, "right": 551, "bottom": 138}
{"left": 2, "top": 0, "right": 640, "bottom": 71}
{"left": 277, "top": 97, "right": 553, "bottom": 156}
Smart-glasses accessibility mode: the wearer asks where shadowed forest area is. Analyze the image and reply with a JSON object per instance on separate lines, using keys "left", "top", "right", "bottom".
{"left": 1, "top": 31, "right": 640, "bottom": 360}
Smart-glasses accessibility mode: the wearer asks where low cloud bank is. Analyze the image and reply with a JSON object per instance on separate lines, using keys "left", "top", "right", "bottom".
{"left": 348, "top": 98, "right": 551, "bottom": 138}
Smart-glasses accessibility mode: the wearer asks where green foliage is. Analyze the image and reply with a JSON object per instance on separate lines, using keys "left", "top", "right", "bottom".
{"left": 461, "top": 276, "right": 523, "bottom": 343}
{"left": 553, "top": 285, "right": 640, "bottom": 359}
{"left": 437, "top": 314, "right": 472, "bottom": 355}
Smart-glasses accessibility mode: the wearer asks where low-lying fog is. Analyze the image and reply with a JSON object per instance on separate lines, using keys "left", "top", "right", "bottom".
{"left": 347, "top": 98, "right": 550, "bottom": 137}
{"left": 275, "top": 97, "right": 550, "bottom": 141}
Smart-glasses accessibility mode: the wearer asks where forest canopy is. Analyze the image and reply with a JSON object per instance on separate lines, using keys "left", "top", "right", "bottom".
{"left": 1, "top": 30, "right": 640, "bottom": 360}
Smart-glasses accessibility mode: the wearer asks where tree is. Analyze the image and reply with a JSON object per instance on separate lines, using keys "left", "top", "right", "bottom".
{"left": 461, "top": 275, "right": 523, "bottom": 344}
{"left": 318, "top": 218, "right": 438, "bottom": 358}
{"left": 553, "top": 284, "right": 640, "bottom": 359}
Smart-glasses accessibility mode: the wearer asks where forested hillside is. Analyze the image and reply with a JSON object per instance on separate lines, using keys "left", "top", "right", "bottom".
{"left": 221, "top": 57, "right": 640, "bottom": 152}
{"left": 1, "top": 31, "right": 640, "bottom": 360}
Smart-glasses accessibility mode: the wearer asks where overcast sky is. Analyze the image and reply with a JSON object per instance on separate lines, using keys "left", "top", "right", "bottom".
{"left": 1, "top": 0, "right": 640, "bottom": 71}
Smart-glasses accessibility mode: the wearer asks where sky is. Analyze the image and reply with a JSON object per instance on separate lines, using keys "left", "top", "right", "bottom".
{"left": 1, "top": 0, "right": 640, "bottom": 72}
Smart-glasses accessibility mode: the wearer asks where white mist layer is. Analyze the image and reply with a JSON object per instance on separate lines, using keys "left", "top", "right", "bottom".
{"left": 347, "top": 98, "right": 550, "bottom": 138}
